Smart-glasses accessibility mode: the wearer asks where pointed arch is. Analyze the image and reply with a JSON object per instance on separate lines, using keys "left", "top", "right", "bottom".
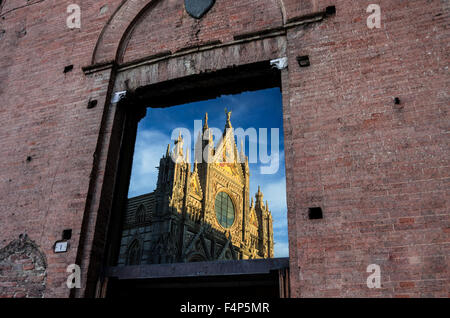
{"left": 0, "top": 234, "right": 47, "bottom": 269}
{"left": 90, "top": 0, "right": 287, "bottom": 65}
{"left": 135, "top": 204, "right": 146, "bottom": 224}
{"left": 126, "top": 239, "right": 142, "bottom": 265}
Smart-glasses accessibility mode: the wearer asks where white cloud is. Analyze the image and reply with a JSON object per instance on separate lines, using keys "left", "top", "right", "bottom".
{"left": 128, "top": 129, "right": 170, "bottom": 197}
{"left": 274, "top": 241, "right": 289, "bottom": 258}
{"left": 251, "top": 177, "right": 287, "bottom": 215}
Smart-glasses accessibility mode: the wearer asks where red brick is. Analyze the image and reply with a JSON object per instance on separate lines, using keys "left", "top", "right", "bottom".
{"left": 399, "top": 281, "right": 416, "bottom": 289}
{"left": 22, "top": 264, "right": 35, "bottom": 271}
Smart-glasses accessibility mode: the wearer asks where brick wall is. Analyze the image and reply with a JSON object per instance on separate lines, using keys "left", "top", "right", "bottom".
{"left": 283, "top": 0, "right": 449, "bottom": 297}
{"left": 0, "top": 0, "right": 123, "bottom": 297}
{"left": 0, "top": 0, "right": 448, "bottom": 298}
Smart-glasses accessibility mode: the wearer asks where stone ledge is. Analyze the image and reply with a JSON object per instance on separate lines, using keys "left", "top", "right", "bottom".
{"left": 105, "top": 257, "right": 289, "bottom": 280}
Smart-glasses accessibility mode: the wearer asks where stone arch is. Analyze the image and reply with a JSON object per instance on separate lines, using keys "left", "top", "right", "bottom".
{"left": 91, "top": 0, "right": 287, "bottom": 65}
{"left": 0, "top": 234, "right": 47, "bottom": 298}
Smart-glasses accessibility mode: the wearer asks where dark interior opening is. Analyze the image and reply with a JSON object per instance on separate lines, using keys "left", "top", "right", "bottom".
{"left": 62, "top": 229, "right": 72, "bottom": 240}
{"left": 308, "top": 207, "right": 323, "bottom": 220}
{"left": 107, "top": 273, "right": 280, "bottom": 298}
{"left": 64, "top": 65, "right": 74, "bottom": 73}
{"left": 104, "top": 258, "right": 289, "bottom": 298}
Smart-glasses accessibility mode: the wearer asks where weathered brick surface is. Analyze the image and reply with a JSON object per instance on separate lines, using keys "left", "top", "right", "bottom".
{"left": 0, "top": 0, "right": 448, "bottom": 298}
{"left": 0, "top": 0, "right": 123, "bottom": 297}
{"left": 120, "top": 0, "right": 283, "bottom": 63}
{"left": 0, "top": 234, "right": 47, "bottom": 298}
{"left": 283, "top": 0, "right": 449, "bottom": 297}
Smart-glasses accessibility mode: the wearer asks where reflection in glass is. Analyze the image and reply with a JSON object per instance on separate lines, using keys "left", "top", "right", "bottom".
{"left": 117, "top": 88, "right": 287, "bottom": 266}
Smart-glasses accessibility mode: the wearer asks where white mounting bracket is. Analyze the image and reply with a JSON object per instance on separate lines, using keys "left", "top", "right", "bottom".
{"left": 111, "top": 90, "right": 127, "bottom": 103}
{"left": 270, "top": 57, "right": 288, "bottom": 70}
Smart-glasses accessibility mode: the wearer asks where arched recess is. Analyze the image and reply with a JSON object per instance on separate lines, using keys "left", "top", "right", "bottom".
{"left": 0, "top": 234, "right": 47, "bottom": 298}
{"left": 91, "top": 0, "right": 288, "bottom": 65}
{"left": 126, "top": 239, "right": 142, "bottom": 265}
{"left": 92, "top": 0, "right": 159, "bottom": 65}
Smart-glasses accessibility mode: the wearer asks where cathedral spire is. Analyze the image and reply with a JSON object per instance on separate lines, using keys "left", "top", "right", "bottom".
{"left": 255, "top": 186, "right": 264, "bottom": 205}
{"left": 166, "top": 144, "right": 171, "bottom": 157}
{"left": 224, "top": 108, "right": 232, "bottom": 129}
{"left": 174, "top": 131, "right": 184, "bottom": 158}
{"left": 208, "top": 129, "right": 214, "bottom": 145}
{"left": 203, "top": 112, "right": 209, "bottom": 132}
{"left": 239, "top": 138, "right": 248, "bottom": 163}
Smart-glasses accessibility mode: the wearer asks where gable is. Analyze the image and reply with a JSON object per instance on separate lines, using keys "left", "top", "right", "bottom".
{"left": 212, "top": 128, "right": 245, "bottom": 182}
{"left": 188, "top": 171, "right": 203, "bottom": 199}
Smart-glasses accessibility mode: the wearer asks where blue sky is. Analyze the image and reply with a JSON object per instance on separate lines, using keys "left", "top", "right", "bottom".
{"left": 128, "top": 87, "right": 289, "bottom": 258}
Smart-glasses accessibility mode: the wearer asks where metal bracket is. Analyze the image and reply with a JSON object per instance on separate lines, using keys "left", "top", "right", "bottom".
{"left": 270, "top": 57, "right": 288, "bottom": 70}
{"left": 111, "top": 90, "right": 127, "bottom": 103}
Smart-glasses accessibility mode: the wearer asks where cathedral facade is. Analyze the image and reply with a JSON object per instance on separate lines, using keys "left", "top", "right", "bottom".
{"left": 118, "top": 112, "right": 274, "bottom": 265}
